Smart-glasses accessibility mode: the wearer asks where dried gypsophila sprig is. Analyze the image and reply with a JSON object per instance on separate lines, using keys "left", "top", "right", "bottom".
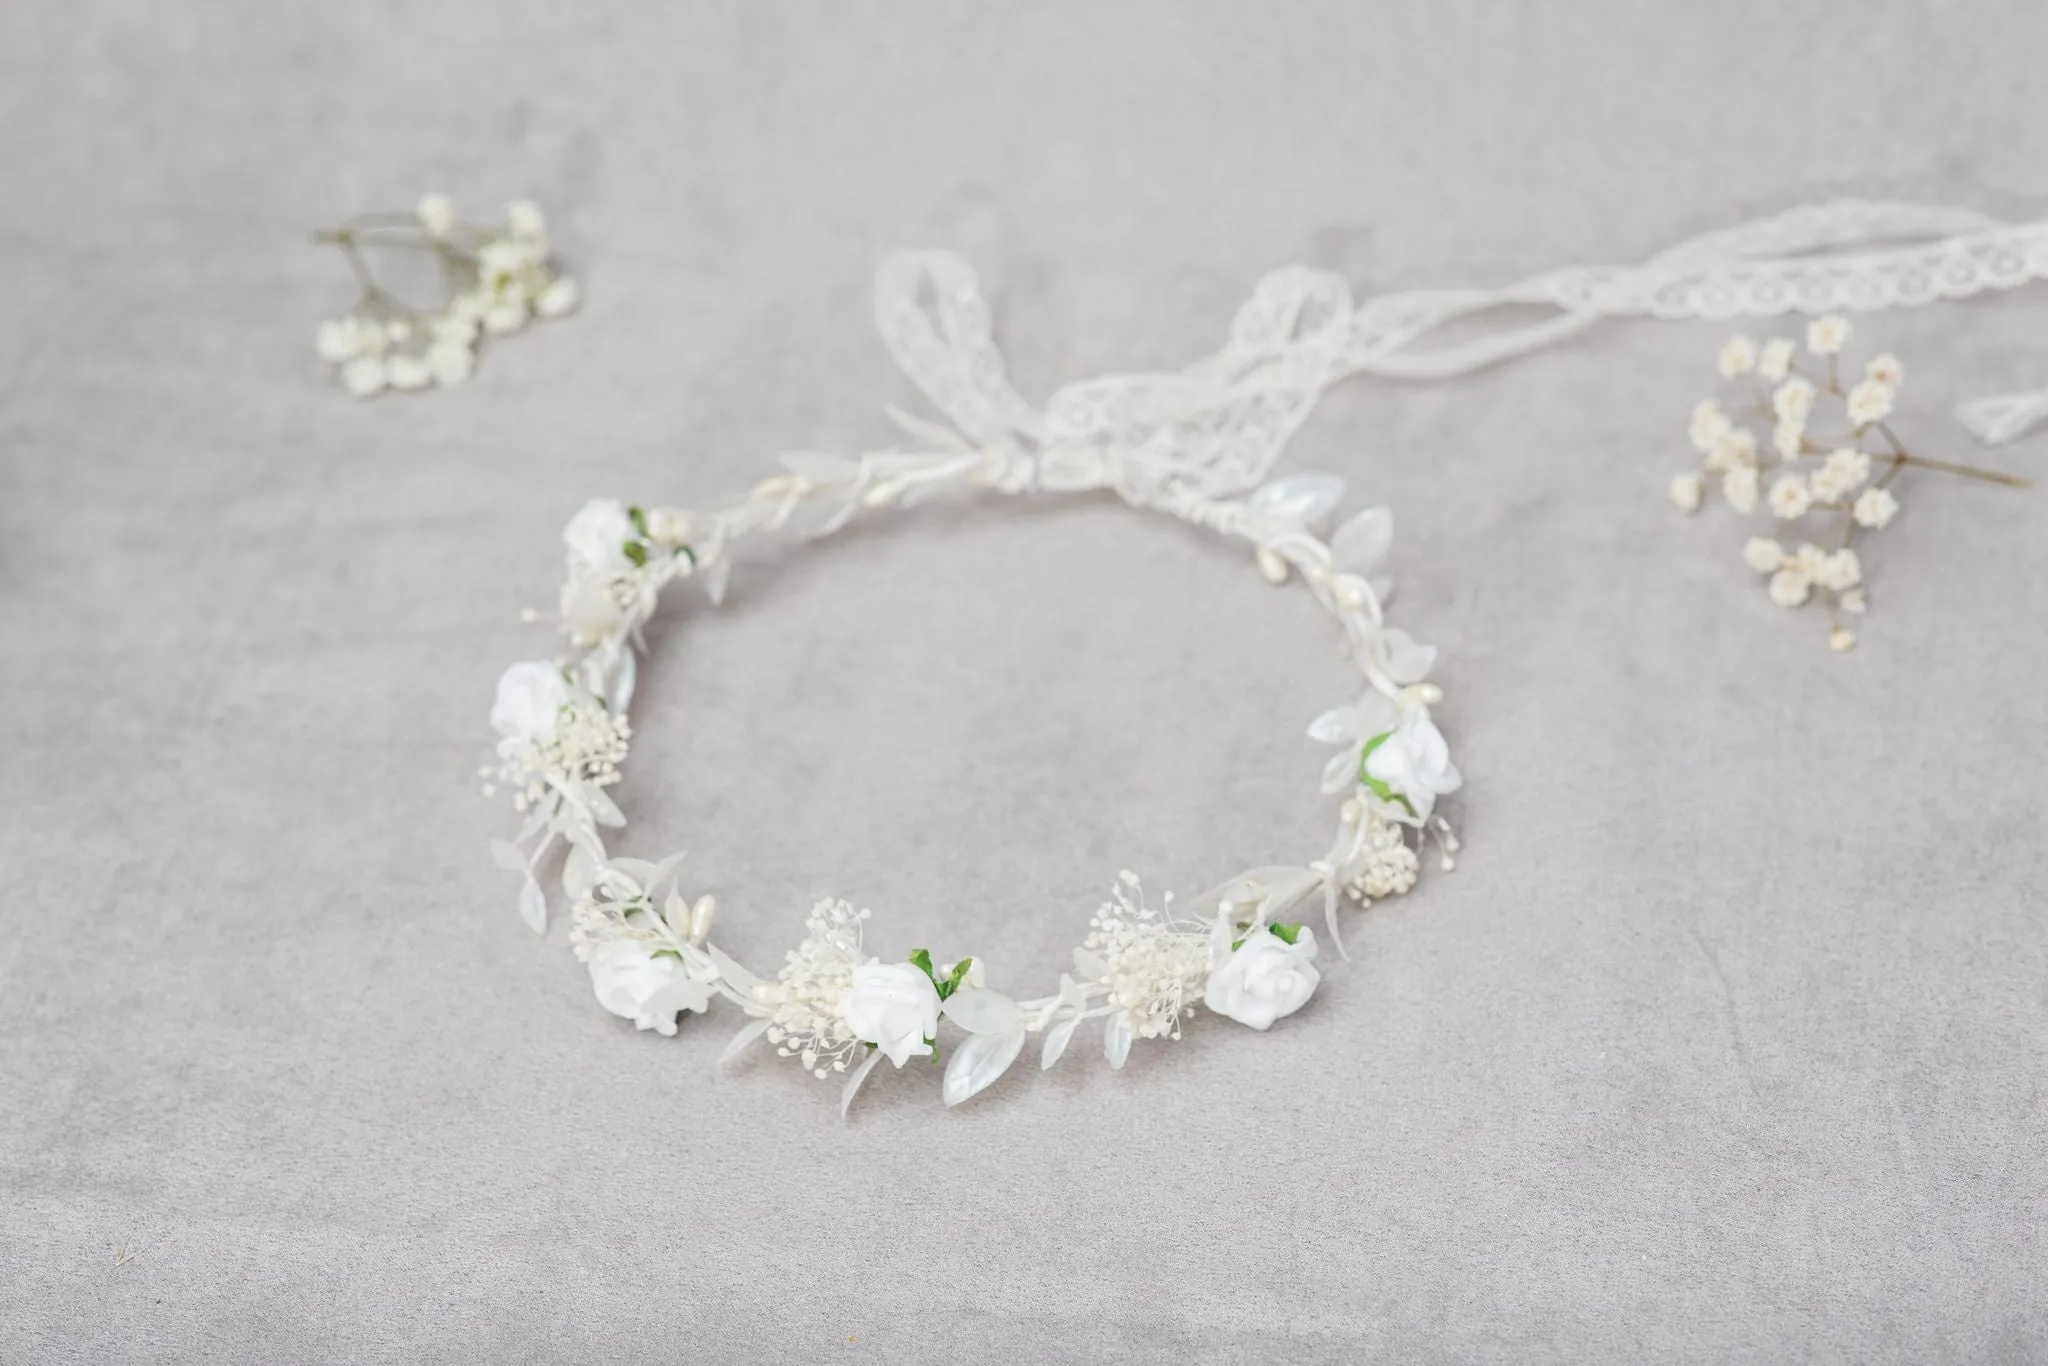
{"left": 310, "top": 193, "right": 579, "bottom": 397}
{"left": 1669, "top": 315, "right": 2030, "bottom": 651}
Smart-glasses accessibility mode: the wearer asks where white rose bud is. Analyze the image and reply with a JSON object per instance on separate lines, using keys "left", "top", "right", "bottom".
{"left": 416, "top": 192, "right": 455, "bottom": 237}
{"left": 490, "top": 661, "right": 569, "bottom": 743}
{"left": 1362, "top": 707, "right": 1462, "bottom": 823}
{"left": 587, "top": 940, "right": 713, "bottom": 1036}
{"left": 839, "top": 960, "right": 941, "bottom": 1067}
{"left": 1203, "top": 920, "right": 1320, "bottom": 1030}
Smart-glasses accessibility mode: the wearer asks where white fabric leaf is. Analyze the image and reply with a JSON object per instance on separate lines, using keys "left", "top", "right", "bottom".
{"left": 609, "top": 857, "right": 659, "bottom": 886}
{"left": 561, "top": 841, "right": 597, "bottom": 899}
{"left": 701, "top": 556, "right": 731, "bottom": 606}
{"left": 779, "top": 450, "right": 858, "bottom": 485}
{"left": 606, "top": 647, "right": 637, "bottom": 714}
{"left": 1320, "top": 748, "right": 1359, "bottom": 795}
{"left": 717, "top": 1017, "right": 772, "bottom": 1069}
{"left": 704, "top": 944, "right": 764, "bottom": 996}
{"left": 1306, "top": 705, "right": 1359, "bottom": 745}
{"left": 940, "top": 986, "right": 1021, "bottom": 1035}
{"left": 1103, "top": 1014, "right": 1134, "bottom": 1070}
{"left": 518, "top": 873, "right": 547, "bottom": 934}
{"left": 488, "top": 839, "right": 527, "bottom": 872}
{"left": 1040, "top": 1013, "right": 1082, "bottom": 1070}
{"left": 942, "top": 1026, "right": 1026, "bottom": 1107}
{"left": 1071, "top": 948, "right": 1108, "bottom": 981}
{"left": 839, "top": 1048, "right": 883, "bottom": 1121}
{"left": 1379, "top": 628, "right": 1437, "bottom": 684}
{"left": 646, "top": 851, "right": 687, "bottom": 892}
{"left": 582, "top": 785, "right": 626, "bottom": 829}
{"left": 1248, "top": 471, "right": 1346, "bottom": 526}
{"left": 1323, "top": 876, "right": 1349, "bottom": 962}
{"left": 1330, "top": 506, "right": 1393, "bottom": 574}
{"left": 664, "top": 886, "right": 690, "bottom": 938}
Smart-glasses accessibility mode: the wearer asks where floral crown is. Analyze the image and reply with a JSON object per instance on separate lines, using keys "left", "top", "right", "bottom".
{"left": 485, "top": 201, "right": 2048, "bottom": 1114}
{"left": 485, "top": 253, "right": 1461, "bottom": 1114}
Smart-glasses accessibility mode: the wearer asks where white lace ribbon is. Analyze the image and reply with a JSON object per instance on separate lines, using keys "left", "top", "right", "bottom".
{"left": 873, "top": 199, "right": 2048, "bottom": 501}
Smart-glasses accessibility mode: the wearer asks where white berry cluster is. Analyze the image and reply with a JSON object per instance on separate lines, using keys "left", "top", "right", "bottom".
{"left": 311, "top": 194, "right": 579, "bottom": 398}
{"left": 755, "top": 899, "right": 872, "bottom": 1079}
{"left": 1669, "top": 315, "right": 1918, "bottom": 652}
{"left": 1080, "top": 873, "right": 1213, "bottom": 1045}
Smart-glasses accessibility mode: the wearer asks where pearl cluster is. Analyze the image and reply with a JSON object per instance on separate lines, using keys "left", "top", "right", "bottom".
{"left": 311, "top": 194, "right": 579, "bottom": 398}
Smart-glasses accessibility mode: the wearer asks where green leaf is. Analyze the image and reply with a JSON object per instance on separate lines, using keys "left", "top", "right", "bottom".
{"left": 1230, "top": 936, "right": 1247, "bottom": 952}
{"left": 1356, "top": 731, "right": 1416, "bottom": 816}
{"left": 621, "top": 540, "right": 649, "bottom": 568}
{"left": 627, "top": 505, "right": 649, "bottom": 537}
{"left": 937, "top": 957, "right": 973, "bottom": 1001}
{"left": 908, "top": 948, "right": 937, "bottom": 985}
{"left": 1269, "top": 923, "right": 1301, "bottom": 945}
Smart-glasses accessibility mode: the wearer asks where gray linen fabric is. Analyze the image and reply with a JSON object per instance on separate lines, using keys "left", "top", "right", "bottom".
{"left": 4, "top": 3, "right": 2046, "bottom": 1361}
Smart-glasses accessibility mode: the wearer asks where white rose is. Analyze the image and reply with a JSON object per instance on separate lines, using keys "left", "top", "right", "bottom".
{"left": 587, "top": 940, "right": 714, "bottom": 1036}
{"left": 564, "top": 499, "right": 638, "bottom": 577}
{"left": 1363, "top": 707, "right": 1462, "bottom": 823}
{"left": 839, "top": 960, "right": 941, "bottom": 1067}
{"left": 559, "top": 577, "right": 627, "bottom": 647}
{"left": 1203, "top": 920, "right": 1321, "bottom": 1030}
{"left": 491, "top": 661, "right": 569, "bottom": 742}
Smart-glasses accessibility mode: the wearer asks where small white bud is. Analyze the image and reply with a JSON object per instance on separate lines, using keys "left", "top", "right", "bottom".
{"left": 340, "top": 355, "right": 387, "bottom": 397}
{"left": 536, "top": 276, "right": 580, "bottom": 319}
{"left": 483, "top": 304, "right": 527, "bottom": 337}
{"left": 386, "top": 353, "right": 431, "bottom": 391}
{"left": 315, "top": 318, "right": 360, "bottom": 362}
{"left": 506, "top": 199, "right": 547, "bottom": 241}
{"left": 416, "top": 192, "right": 455, "bottom": 237}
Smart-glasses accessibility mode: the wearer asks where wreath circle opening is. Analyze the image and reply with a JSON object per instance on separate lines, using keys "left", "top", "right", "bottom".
{"left": 487, "top": 445, "right": 1460, "bottom": 1115}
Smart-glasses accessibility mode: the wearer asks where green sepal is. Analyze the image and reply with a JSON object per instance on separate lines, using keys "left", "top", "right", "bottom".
{"left": 937, "top": 957, "right": 973, "bottom": 1001}
{"left": 621, "top": 540, "right": 649, "bottom": 568}
{"left": 908, "top": 948, "right": 937, "bottom": 985}
{"left": 1269, "top": 923, "right": 1302, "bottom": 945}
{"left": 925, "top": 1036, "right": 942, "bottom": 1065}
{"left": 627, "top": 505, "right": 649, "bottom": 538}
{"left": 675, "top": 544, "right": 697, "bottom": 566}
{"left": 650, "top": 947, "right": 682, "bottom": 961}
{"left": 1357, "top": 731, "right": 1416, "bottom": 816}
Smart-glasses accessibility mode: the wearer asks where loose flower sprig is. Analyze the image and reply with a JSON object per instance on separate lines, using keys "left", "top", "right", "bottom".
{"left": 1670, "top": 315, "right": 2029, "bottom": 651}
{"left": 311, "top": 193, "right": 579, "bottom": 397}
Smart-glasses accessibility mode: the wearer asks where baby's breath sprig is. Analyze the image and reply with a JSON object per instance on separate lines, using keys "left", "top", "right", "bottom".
{"left": 310, "top": 193, "right": 579, "bottom": 397}
{"left": 1670, "top": 315, "right": 2029, "bottom": 651}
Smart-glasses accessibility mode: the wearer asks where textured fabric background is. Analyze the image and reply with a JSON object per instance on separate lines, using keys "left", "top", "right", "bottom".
{"left": 4, "top": 3, "right": 2046, "bottom": 1361}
